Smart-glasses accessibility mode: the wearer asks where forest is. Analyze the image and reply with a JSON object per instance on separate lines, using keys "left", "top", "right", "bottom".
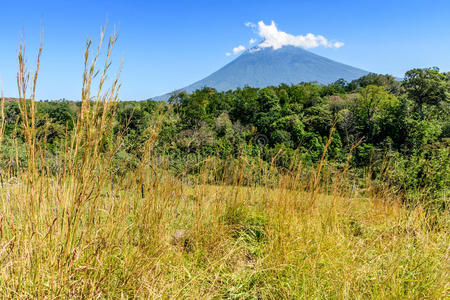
{"left": 3, "top": 69, "right": 448, "bottom": 209}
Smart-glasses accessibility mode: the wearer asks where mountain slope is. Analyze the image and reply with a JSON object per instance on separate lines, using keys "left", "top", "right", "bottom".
{"left": 155, "top": 46, "right": 369, "bottom": 99}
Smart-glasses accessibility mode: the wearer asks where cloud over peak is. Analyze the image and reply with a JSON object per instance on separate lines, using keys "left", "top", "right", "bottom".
{"left": 226, "top": 20, "right": 344, "bottom": 56}
{"left": 254, "top": 21, "right": 344, "bottom": 50}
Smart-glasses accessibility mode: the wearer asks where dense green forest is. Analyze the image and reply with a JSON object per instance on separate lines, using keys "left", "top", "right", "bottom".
{"left": 2, "top": 68, "right": 449, "bottom": 209}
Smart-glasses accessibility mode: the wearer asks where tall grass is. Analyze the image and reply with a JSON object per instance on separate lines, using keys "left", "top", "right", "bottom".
{"left": 0, "top": 31, "right": 447, "bottom": 298}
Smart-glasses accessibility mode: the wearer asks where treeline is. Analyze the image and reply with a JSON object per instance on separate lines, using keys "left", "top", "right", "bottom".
{"left": 1, "top": 68, "right": 449, "bottom": 208}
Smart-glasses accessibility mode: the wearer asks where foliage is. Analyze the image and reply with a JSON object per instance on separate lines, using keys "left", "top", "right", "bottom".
{"left": 403, "top": 67, "right": 449, "bottom": 120}
{"left": 1, "top": 68, "right": 448, "bottom": 208}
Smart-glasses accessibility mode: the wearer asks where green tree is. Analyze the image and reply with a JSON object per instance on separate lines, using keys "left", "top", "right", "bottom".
{"left": 352, "top": 73, "right": 400, "bottom": 94}
{"left": 402, "top": 68, "right": 448, "bottom": 120}
{"left": 176, "top": 88, "right": 217, "bottom": 128}
{"left": 353, "top": 85, "right": 399, "bottom": 140}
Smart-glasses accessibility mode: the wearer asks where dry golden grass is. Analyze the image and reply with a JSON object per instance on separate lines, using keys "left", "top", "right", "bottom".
{"left": 0, "top": 177, "right": 448, "bottom": 298}
{"left": 0, "top": 30, "right": 447, "bottom": 299}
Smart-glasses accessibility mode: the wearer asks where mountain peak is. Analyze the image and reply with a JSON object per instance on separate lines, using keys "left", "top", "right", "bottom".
{"left": 155, "top": 46, "right": 368, "bottom": 100}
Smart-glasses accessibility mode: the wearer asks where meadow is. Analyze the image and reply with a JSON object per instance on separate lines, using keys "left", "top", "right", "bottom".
{"left": 0, "top": 32, "right": 448, "bottom": 299}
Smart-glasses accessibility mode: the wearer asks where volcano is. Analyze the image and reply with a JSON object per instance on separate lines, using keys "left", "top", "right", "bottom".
{"left": 155, "top": 45, "right": 369, "bottom": 99}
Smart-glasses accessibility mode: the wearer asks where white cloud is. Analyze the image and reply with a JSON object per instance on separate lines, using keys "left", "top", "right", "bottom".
{"left": 245, "top": 22, "right": 255, "bottom": 28}
{"left": 333, "top": 41, "right": 344, "bottom": 48}
{"left": 252, "top": 20, "right": 344, "bottom": 50}
{"left": 226, "top": 45, "right": 246, "bottom": 57}
{"left": 227, "top": 21, "right": 342, "bottom": 57}
{"left": 233, "top": 45, "right": 246, "bottom": 54}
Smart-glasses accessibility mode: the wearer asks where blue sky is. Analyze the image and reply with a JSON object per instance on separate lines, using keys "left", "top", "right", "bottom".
{"left": 1, "top": 0, "right": 449, "bottom": 100}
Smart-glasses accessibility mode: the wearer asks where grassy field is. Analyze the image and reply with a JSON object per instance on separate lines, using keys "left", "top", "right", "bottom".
{"left": 0, "top": 32, "right": 448, "bottom": 298}
{"left": 0, "top": 175, "right": 448, "bottom": 298}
